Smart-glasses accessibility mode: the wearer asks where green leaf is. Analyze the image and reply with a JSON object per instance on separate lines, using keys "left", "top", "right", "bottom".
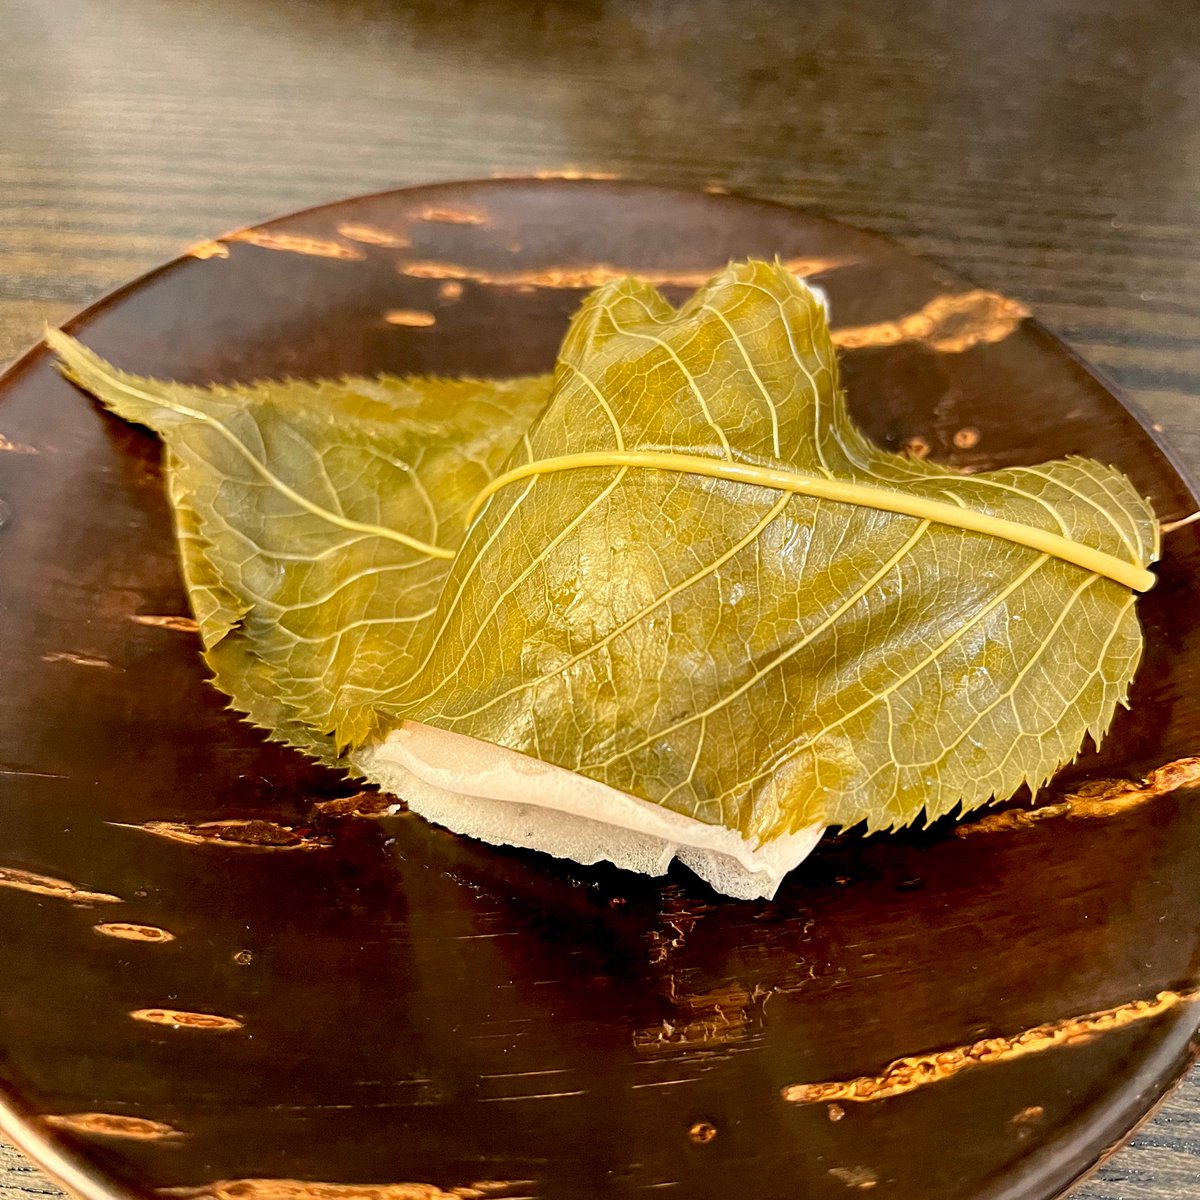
{"left": 48, "top": 328, "right": 550, "bottom": 754}
{"left": 47, "top": 261, "right": 1157, "bottom": 853}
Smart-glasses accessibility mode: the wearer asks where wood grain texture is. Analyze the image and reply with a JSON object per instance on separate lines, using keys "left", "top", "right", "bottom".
{"left": 2, "top": 2, "right": 1200, "bottom": 1199}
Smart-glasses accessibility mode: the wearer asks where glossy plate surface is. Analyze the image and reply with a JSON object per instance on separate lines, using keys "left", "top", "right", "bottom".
{"left": 2, "top": 180, "right": 1199, "bottom": 1200}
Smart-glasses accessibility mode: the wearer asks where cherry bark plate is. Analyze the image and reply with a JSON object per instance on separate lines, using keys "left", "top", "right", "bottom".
{"left": 2, "top": 179, "right": 1199, "bottom": 1200}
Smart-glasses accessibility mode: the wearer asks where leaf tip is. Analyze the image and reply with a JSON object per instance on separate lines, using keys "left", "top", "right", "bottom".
{"left": 43, "top": 326, "right": 90, "bottom": 386}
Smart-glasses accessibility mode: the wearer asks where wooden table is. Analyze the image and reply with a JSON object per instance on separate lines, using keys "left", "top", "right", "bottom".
{"left": 2, "top": 1, "right": 1198, "bottom": 1196}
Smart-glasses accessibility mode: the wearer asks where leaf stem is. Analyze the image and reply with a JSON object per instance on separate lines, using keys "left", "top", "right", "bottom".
{"left": 465, "top": 450, "right": 1155, "bottom": 592}
{"left": 1160, "top": 511, "right": 1200, "bottom": 535}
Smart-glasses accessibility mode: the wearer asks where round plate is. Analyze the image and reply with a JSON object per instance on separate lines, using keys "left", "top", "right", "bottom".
{"left": 2, "top": 180, "right": 1200, "bottom": 1200}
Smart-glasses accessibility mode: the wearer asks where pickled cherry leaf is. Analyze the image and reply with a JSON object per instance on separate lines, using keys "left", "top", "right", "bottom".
{"left": 48, "top": 261, "right": 1156, "bottom": 844}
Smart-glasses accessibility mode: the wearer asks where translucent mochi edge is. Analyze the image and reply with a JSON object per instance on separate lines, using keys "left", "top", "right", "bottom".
{"left": 355, "top": 721, "right": 826, "bottom": 900}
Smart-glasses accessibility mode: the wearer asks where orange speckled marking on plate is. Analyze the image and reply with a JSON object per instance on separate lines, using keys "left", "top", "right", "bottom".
{"left": 782, "top": 989, "right": 1198, "bottom": 1104}
{"left": 94, "top": 922, "right": 175, "bottom": 944}
{"left": 112, "top": 819, "right": 328, "bottom": 850}
{"left": 828, "top": 1166, "right": 879, "bottom": 1190}
{"left": 958, "top": 757, "right": 1200, "bottom": 836}
{"left": 160, "top": 1179, "right": 537, "bottom": 1200}
{"left": 522, "top": 169, "right": 621, "bottom": 181}
{"left": 312, "top": 792, "right": 404, "bottom": 819}
{"left": 0, "top": 433, "right": 37, "bottom": 454}
{"left": 337, "top": 223, "right": 410, "bottom": 248}
{"left": 224, "top": 230, "right": 364, "bottom": 261}
{"left": 416, "top": 206, "right": 490, "bottom": 227}
{"left": 185, "top": 241, "right": 230, "bottom": 260}
{"left": 831, "top": 290, "right": 1028, "bottom": 354}
{"left": 45, "top": 1113, "right": 183, "bottom": 1140}
{"left": 131, "top": 614, "right": 201, "bottom": 633}
{"left": 0, "top": 867, "right": 121, "bottom": 905}
{"left": 384, "top": 309, "right": 437, "bottom": 328}
{"left": 41, "top": 651, "right": 113, "bottom": 669}
{"left": 130, "top": 1008, "right": 243, "bottom": 1031}
{"left": 399, "top": 255, "right": 846, "bottom": 290}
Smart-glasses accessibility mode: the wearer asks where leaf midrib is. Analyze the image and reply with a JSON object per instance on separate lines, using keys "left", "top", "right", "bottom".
{"left": 465, "top": 449, "right": 1154, "bottom": 592}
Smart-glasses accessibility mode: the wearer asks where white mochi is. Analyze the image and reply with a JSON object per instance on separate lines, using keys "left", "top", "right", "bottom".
{"left": 354, "top": 722, "right": 825, "bottom": 900}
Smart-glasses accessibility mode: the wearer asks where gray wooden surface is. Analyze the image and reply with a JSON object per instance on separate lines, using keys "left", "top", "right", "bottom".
{"left": 2, "top": 0, "right": 1199, "bottom": 1196}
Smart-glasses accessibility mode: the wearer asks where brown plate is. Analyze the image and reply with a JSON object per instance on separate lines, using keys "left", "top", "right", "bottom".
{"left": 2, "top": 179, "right": 1200, "bottom": 1200}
